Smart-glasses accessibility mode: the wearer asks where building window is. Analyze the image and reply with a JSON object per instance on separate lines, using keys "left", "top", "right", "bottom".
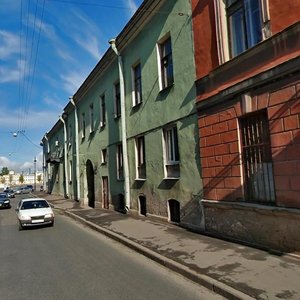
{"left": 100, "top": 94, "right": 106, "bottom": 127}
{"left": 69, "top": 160, "right": 72, "bottom": 183}
{"left": 81, "top": 113, "right": 86, "bottom": 139}
{"left": 214, "top": 0, "right": 270, "bottom": 63}
{"left": 68, "top": 124, "right": 72, "bottom": 148}
{"left": 226, "top": 0, "right": 262, "bottom": 57}
{"left": 89, "top": 104, "right": 94, "bottom": 133}
{"left": 116, "top": 144, "right": 123, "bottom": 180}
{"left": 239, "top": 109, "right": 275, "bottom": 203}
{"left": 114, "top": 82, "right": 121, "bottom": 118}
{"left": 135, "top": 136, "right": 146, "bottom": 179}
{"left": 101, "top": 148, "right": 107, "bottom": 164}
{"left": 132, "top": 62, "right": 142, "bottom": 106}
{"left": 163, "top": 125, "right": 180, "bottom": 178}
{"left": 157, "top": 36, "right": 173, "bottom": 90}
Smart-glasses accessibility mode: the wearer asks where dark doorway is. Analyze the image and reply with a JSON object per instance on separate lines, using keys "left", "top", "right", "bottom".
{"left": 102, "top": 176, "right": 109, "bottom": 209}
{"left": 139, "top": 195, "right": 147, "bottom": 216}
{"left": 168, "top": 199, "right": 180, "bottom": 223}
{"left": 86, "top": 160, "right": 95, "bottom": 208}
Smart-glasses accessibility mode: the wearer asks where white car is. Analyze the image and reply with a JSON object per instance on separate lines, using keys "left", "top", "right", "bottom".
{"left": 16, "top": 198, "right": 54, "bottom": 230}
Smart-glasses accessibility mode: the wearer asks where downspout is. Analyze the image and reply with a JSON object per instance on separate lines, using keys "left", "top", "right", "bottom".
{"left": 59, "top": 114, "right": 69, "bottom": 198}
{"left": 44, "top": 134, "right": 50, "bottom": 193}
{"left": 109, "top": 38, "right": 130, "bottom": 211}
{"left": 70, "top": 97, "right": 81, "bottom": 201}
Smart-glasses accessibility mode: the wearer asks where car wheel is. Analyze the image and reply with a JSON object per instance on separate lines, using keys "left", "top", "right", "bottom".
{"left": 49, "top": 221, "right": 54, "bottom": 227}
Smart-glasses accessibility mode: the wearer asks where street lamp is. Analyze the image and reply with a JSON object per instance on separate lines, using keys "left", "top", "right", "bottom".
{"left": 109, "top": 38, "right": 130, "bottom": 211}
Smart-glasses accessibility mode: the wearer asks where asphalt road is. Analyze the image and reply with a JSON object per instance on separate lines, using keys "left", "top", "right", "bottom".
{"left": 0, "top": 195, "right": 225, "bottom": 300}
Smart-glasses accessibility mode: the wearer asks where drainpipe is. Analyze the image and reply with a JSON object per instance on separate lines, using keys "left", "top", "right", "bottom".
{"left": 109, "top": 38, "right": 130, "bottom": 211}
{"left": 70, "top": 97, "right": 81, "bottom": 201}
{"left": 59, "top": 114, "right": 69, "bottom": 198}
{"left": 44, "top": 134, "right": 50, "bottom": 193}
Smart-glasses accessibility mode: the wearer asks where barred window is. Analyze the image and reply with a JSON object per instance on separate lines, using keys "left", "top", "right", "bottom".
{"left": 239, "top": 110, "right": 275, "bottom": 203}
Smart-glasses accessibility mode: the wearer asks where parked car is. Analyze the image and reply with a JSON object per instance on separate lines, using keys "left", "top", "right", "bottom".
{"left": 4, "top": 188, "right": 15, "bottom": 198}
{"left": 15, "top": 187, "right": 31, "bottom": 195}
{"left": 0, "top": 193, "right": 11, "bottom": 209}
{"left": 16, "top": 198, "right": 54, "bottom": 230}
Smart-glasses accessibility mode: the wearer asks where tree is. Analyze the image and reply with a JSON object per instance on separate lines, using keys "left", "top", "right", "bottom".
{"left": 19, "top": 174, "right": 24, "bottom": 184}
{"left": 1, "top": 167, "right": 9, "bottom": 176}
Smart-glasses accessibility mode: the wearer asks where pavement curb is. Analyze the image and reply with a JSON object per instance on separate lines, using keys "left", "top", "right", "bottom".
{"left": 54, "top": 206, "right": 255, "bottom": 300}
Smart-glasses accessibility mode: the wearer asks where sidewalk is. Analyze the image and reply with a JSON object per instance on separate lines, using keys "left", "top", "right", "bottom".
{"left": 39, "top": 193, "right": 300, "bottom": 300}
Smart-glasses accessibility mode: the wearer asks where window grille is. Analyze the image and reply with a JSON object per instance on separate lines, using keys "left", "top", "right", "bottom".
{"left": 240, "top": 110, "right": 275, "bottom": 203}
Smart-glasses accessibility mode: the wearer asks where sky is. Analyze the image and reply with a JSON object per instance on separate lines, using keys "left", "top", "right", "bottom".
{"left": 0, "top": 0, "right": 143, "bottom": 173}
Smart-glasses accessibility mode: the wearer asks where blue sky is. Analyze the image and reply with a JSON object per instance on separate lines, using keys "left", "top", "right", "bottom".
{"left": 0, "top": 0, "right": 142, "bottom": 173}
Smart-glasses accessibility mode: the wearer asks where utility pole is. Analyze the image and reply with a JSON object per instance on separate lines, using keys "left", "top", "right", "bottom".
{"left": 34, "top": 157, "right": 37, "bottom": 191}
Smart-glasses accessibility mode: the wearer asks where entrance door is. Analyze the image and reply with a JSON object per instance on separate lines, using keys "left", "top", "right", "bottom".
{"left": 102, "top": 176, "right": 109, "bottom": 209}
{"left": 86, "top": 160, "right": 95, "bottom": 208}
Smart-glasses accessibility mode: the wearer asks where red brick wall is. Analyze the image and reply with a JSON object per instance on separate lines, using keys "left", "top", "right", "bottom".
{"left": 199, "top": 103, "right": 243, "bottom": 201}
{"left": 199, "top": 79, "right": 300, "bottom": 208}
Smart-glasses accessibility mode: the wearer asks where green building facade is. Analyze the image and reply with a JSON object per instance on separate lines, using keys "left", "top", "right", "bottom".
{"left": 42, "top": 0, "right": 204, "bottom": 229}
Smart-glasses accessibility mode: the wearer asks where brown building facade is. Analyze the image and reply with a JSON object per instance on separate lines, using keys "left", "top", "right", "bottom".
{"left": 192, "top": 0, "right": 300, "bottom": 253}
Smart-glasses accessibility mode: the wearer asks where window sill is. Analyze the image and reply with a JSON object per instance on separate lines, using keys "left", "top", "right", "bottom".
{"left": 159, "top": 83, "right": 174, "bottom": 94}
{"left": 163, "top": 177, "right": 179, "bottom": 180}
{"left": 135, "top": 178, "right": 146, "bottom": 181}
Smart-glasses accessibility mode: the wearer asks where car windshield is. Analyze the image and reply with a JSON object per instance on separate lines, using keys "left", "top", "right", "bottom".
{"left": 0, "top": 193, "right": 7, "bottom": 198}
{"left": 21, "top": 200, "right": 49, "bottom": 210}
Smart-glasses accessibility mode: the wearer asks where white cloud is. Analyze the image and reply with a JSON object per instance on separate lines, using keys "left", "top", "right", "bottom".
{"left": 123, "top": 0, "right": 138, "bottom": 16}
{"left": 0, "top": 30, "right": 19, "bottom": 59}
{"left": 70, "top": 10, "right": 102, "bottom": 60}
{"left": 60, "top": 70, "right": 87, "bottom": 94}
{"left": 0, "top": 59, "right": 25, "bottom": 83}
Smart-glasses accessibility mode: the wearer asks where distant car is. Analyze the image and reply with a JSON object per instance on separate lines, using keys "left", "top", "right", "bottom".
{"left": 4, "top": 188, "right": 15, "bottom": 198}
{"left": 26, "top": 185, "right": 34, "bottom": 192}
{"left": 15, "top": 187, "right": 31, "bottom": 195}
{"left": 16, "top": 198, "right": 54, "bottom": 230}
{"left": 0, "top": 193, "right": 11, "bottom": 209}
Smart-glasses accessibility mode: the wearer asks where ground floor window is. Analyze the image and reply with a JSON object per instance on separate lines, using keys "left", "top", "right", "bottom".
{"left": 239, "top": 109, "right": 275, "bottom": 203}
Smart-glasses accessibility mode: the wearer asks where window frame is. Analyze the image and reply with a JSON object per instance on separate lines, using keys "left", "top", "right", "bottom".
{"left": 81, "top": 112, "right": 86, "bottom": 139}
{"left": 131, "top": 62, "right": 142, "bottom": 106}
{"left": 89, "top": 103, "right": 94, "bottom": 133}
{"left": 239, "top": 109, "right": 275, "bottom": 204}
{"left": 157, "top": 35, "right": 174, "bottom": 91}
{"left": 101, "top": 148, "right": 107, "bottom": 165}
{"left": 114, "top": 81, "right": 121, "bottom": 118}
{"left": 163, "top": 125, "right": 180, "bottom": 179}
{"left": 116, "top": 143, "right": 123, "bottom": 180}
{"left": 214, "top": 0, "right": 270, "bottom": 63}
{"left": 135, "top": 135, "right": 146, "bottom": 180}
{"left": 100, "top": 94, "right": 106, "bottom": 128}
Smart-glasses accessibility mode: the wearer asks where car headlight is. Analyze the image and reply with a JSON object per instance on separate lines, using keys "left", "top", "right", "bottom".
{"left": 20, "top": 215, "right": 31, "bottom": 221}
{"left": 4, "top": 200, "right": 10, "bottom": 204}
{"left": 44, "top": 213, "right": 54, "bottom": 219}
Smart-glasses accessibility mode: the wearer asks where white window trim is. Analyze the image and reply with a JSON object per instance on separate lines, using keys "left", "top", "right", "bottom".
{"left": 81, "top": 113, "right": 86, "bottom": 139}
{"left": 135, "top": 135, "right": 146, "bottom": 180}
{"left": 99, "top": 94, "right": 106, "bottom": 128}
{"left": 101, "top": 148, "right": 107, "bottom": 164}
{"left": 213, "top": 0, "right": 270, "bottom": 64}
{"left": 131, "top": 61, "right": 142, "bottom": 107}
{"left": 113, "top": 81, "right": 121, "bottom": 118}
{"left": 156, "top": 33, "right": 171, "bottom": 91}
{"left": 89, "top": 104, "right": 94, "bottom": 133}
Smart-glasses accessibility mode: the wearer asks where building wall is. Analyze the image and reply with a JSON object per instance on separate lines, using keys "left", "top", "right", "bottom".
{"left": 45, "top": 0, "right": 203, "bottom": 228}
{"left": 192, "top": 0, "right": 300, "bottom": 252}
